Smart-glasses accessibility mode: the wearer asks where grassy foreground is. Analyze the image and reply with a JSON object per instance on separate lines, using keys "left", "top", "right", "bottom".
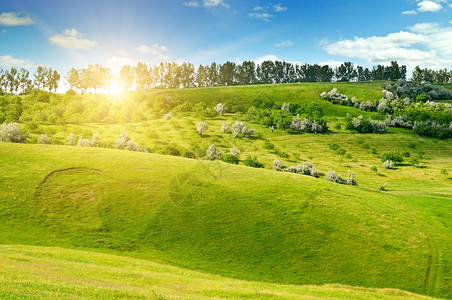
{"left": 0, "top": 143, "right": 450, "bottom": 298}
{"left": 0, "top": 244, "right": 436, "bottom": 299}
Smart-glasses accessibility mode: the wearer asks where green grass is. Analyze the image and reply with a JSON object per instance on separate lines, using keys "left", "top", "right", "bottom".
{"left": 0, "top": 143, "right": 450, "bottom": 298}
{"left": 2, "top": 81, "right": 452, "bottom": 298}
{"left": 0, "top": 244, "right": 436, "bottom": 299}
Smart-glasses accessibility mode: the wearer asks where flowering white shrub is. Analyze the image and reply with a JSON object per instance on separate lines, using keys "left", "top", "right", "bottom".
{"left": 359, "top": 101, "right": 376, "bottom": 111}
{"left": 205, "top": 144, "right": 222, "bottom": 160}
{"left": 164, "top": 112, "right": 172, "bottom": 120}
{"left": 324, "top": 170, "right": 343, "bottom": 183}
{"left": 0, "top": 122, "right": 26, "bottom": 143}
{"left": 114, "top": 131, "right": 130, "bottom": 149}
{"left": 221, "top": 121, "right": 230, "bottom": 133}
{"left": 272, "top": 160, "right": 287, "bottom": 171}
{"left": 321, "top": 88, "right": 350, "bottom": 105}
{"left": 285, "top": 161, "right": 319, "bottom": 177}
{"left": 383, "top": 160, "right": 394, "bottom": 169}
{"left": 382, "top": 89, "right": 395, "bottom": 100}
{"left": 66, "top": 133, "right": 77, "bottom": 145}
{"left": 281, "top": 102, "right": 290, "bottom": 112}
{"left": 289, "top": 115, "right": 323, "bottom": 133}
{"left": 214, "top": 103, "right": 226, "bottom": 115}
{"left": 384, "top": 115, "right": 413, "bottom": 128}
{"left": 38, "top": 134, "right": 52, "bottom": 144}
{"left": 196, "top": 121, "right": 208, "bottom": 135}
{"left": 126, "top": 139, "right": 141, "bottom": 152}
{"left": 231, "top": 121, "right": 255, "bottom": 138}
{"left": 230, "top": 146, "right": 241, "bottom": 158}
{"left": 345, "top": 171, "right": 357, "bottom": 185}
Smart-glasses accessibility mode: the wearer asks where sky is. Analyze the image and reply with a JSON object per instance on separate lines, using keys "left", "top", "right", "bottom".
{"left": 1, "top": 0, "right": 452, "bottom": 84}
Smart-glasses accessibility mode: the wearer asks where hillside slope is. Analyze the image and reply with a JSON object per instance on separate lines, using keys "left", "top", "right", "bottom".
{"left": 0, "top": 143, "right": 450, "bottom": 297}
{"left": 0, "top": 244, "right": 436, "bottom": 299}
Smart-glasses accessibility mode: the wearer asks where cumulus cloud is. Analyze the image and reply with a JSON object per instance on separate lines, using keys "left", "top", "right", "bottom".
{"left": 402, "top": 9, "right": 418, "bottom": 15}
{"left": 323, "top": 23, "right": 452, "bottom": 70}
{"left": 275, "top": 40, "right": 293, "bottom": 47}
{"left": 273, "top": 4, "right": 287, "bottom": 12}
{"left": 49, "top": 28, "right": 98, "bottom": 49}
{"left": 417, "top": 0, "right": 443, "bottom": 12}
{"left": 0, "top": 12, "right": 34, "bottom": 26}
{"left": 0, "top": 55, "right": 35, "bottom": 68}
{"left": 136, "top": 43, "right": 171, "bottom": 60}
{"left": 249, "top": 12, "right": 273, "bottom": 22}
{"left": 183, "top": 0, "right": 230, "bottom": 8}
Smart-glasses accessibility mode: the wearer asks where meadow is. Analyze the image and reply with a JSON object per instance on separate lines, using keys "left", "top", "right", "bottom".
{"left": 0, "top": 81, "right": 451, "bottom": 299}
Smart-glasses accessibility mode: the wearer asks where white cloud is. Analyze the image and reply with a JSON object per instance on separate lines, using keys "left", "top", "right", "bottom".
{"left": 273, "top": 4, "right": 287, "bottom": 12}
{"left": 0, "top": 55, "right": 35, "bottom": 68}
{"left": 254, "top": 55, "right": 281, "bottom": 65}
{"left": 402, "top": 9, "right": 418, "bottom": 15}
{"left": 318, "top": 60, "right": 344, "bottom": 69}
{"left": 136, "top": 43, "right": 171, "bottom": 60}
{"left": 253, "top": 6, "right": 265, "bottom": 11}
{"left": 183, "top": 1, "right": 200, "bottom": 7}
{"left": 275, "top": 40, "right": 293, "bottom": 47}
{"left": 183, "top": 0, "right": 229, "bottom": 8}
{"left": 49, "top": 28, "right": 98, "bottom": 49}
{"left": 417, "top": 1, "right": 443, "bottom": 12}
{"left": 323, "top": 23, "right": 452, "bottom": 70}
{"left": 0, "top": 12, "right": 34, "bottom": 26}
{"left": 249, "top": 12, "right": 273, "bottom": 22}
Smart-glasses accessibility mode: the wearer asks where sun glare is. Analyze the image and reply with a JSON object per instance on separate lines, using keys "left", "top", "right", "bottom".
{"left": 105, "top": 83, "right": 123, "bottom": 95}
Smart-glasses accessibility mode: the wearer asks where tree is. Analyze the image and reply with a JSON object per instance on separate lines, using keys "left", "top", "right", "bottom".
{"left": 134, "top": 62, "right": 152, "bottom": 90}
{"left": 6, "top": 68, "right": 19, "bottom": 94}
{"left": 196, "top": 65, "right": 208, "bottom": 87}
{"left": 66, "top": 68, "right": 80, "bottom": 92}
{"left": 34, "top": 66, "right": 46, "bottom": 91}
{"left": 118, "top": 65, "right": 134, "bottom": 91}
{"left": 50, "top": 69, "right": 60, "bottom": 93}
{"left": 18, "top": 68, "right": 32, "bottom": 94}
{"left": 196, "top": 121, "right": 208, "bottom": 135}
{"left": 180, "top": 62, "right": 195, "bottom": 88}
{"left": 207, "top": 62, "right": 219, "bottom": 86}
{"left": 219, "top": 61, "right": 236, "bottom": 86}
{"left": 335, "top": 62, "right": 356, "bottom": 82}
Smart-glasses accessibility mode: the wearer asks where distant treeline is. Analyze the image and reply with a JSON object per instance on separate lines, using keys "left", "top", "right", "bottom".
{"left": 1, "top": 60, "right": 451, "bottom": 95}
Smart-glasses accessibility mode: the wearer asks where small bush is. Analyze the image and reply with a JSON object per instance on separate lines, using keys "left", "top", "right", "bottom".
{"left": 243, "top": 156, "right": 264, "bottom": 168}
{"left": 381, "top": 150, "right": 404, "bottom": 163}
{"left": 221, "top": 154, "right": 239, "bottom": 164}
{"left": 205, "top": 144, "right": 222, "bottom": 160}
{"left": 0, "top": 122, "right": 26, "bottom": 143}
{"left": 408, "top": 156, "right": 419, "bottom": 166}
{"left": 229, "top": 146, "right": 241, "bottom": 158}
{"left": 263, "top": 141, "right": 275, "bottom": 150}
{"left": 38, "top": 134, "right": 52, "bottom": 144}
{"left": 196, "top": 121, "right": 208, "bottom": 136}
{"left": 370, "top": 166, "right": 378, "bottom": 172}
{"left": 328, "top": 143, "right": 340, "bottom": 151}
{"left": 324, "top": 170, "right": 343, "bottom": 184}
{"left": 440, "top": 169, "right": 448, "bottom": 175}
{"left": 66, "top": 133, "right": 77, "bottom": 146}
{"left": 272, "top": 160, "right": 287, "bottom": 171}
{"left": 383, "top": 160, "right": 395, "bottom": 169}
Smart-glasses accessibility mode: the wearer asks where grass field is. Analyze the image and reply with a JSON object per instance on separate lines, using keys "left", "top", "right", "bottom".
{"left": 1, "top": 81, "right": 451, "bottom": 298}
{"left": 0, "top": 244, "right": 436, "bottom": 299}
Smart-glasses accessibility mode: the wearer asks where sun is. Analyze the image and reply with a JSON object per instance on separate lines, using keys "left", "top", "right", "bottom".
{"left": 104, "top": 82, "right": 123, "bottom": 95}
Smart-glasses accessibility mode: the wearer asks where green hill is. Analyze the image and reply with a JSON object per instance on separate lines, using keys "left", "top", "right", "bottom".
{"left": 1, "top": 143, "right": 450, "bottom": 298}
{"left": 0, "top": 244, "right": 436, "bottom": 299}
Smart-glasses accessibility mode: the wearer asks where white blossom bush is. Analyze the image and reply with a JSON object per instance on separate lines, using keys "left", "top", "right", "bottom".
{"left": 286, "top": 161, "right": 319, "bottom": 177}
{"left": 196, "top": 121, "right": 208, "bottom": 136}
{"left": 377, "top": 98, "right": 389, "bottom": 113}
{"left": 382, "top": 89, "right": 395, "bottom": 100}
{"left": 126, "top": 139, "right": 141, "bottom": 152}
{"left": 114, "top": 131, "right": 130, "bottom": 149}
{"left": 205, "top": 144, "right": 222, "bottom": 160}
{"left": 384, "top": 115, "right": 413, "bottom": 128}
{"left": 345, "top": 171, "right": 357, "bottom": 185}
{"left": 359, "top": 101, "right": 376, "bottom": 111}
{"left": 324, "top": 170, "right": 343, "bottom": 184}
{"left": 351, "top": 96, "right": 360, "bottom": 108}
{"left": 66, "top": 133, "right": 77, "bottom": 145}
{"left": 231, "top": 121, "right": 255, "bottom": 138}
{"left": 289, "top": 115, "right": 323, "bottom": 133}
{"left": 383, "top": 160, "right": 394, "bottom": 169}
{"left": 38, "top": 134, "right": 52, "bottom": 144}
{"left": 164, "top": 112, "right": 172, "bottom": 120}
{"left": 272, "top": 160, "right": 287, "bottom": 171}
{"left": 214, "top": 103, "right": 226, "bottom": 115}
{"left": 0, "top": 122, "right": 26, "bottom": 143}
{"left": 281, "top": 102, "right": 290, "bottom": 112}
{"left": 91, "top": 133, "right": 99, "bottom": 147}
{"left": 221, "top": 121, "right": 230, "bottom": 133}
{"left": 77, "top": 138, "right": 93, "bottom": 147}
{"left": 321, "top": 88, "right": 350, "bottom": 105}
{"left": 230, "top": 146, "right": 241, "bottom": 158}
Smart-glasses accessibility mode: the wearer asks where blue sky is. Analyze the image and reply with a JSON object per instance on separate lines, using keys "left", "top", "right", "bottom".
{"left": 1, "top": 0, "right": 451, "bottom": 80}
